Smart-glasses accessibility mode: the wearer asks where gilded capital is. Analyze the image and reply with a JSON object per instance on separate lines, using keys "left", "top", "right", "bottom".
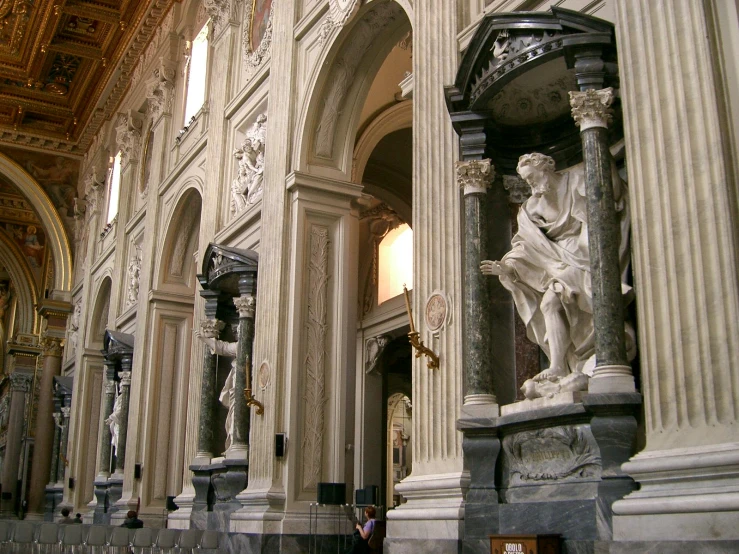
{"left": 456, "top": 159, "right": 495, "bottom": 195}
{"left": 200, "top": 318, "right": 226, "bottom": 339}
{"left": 234, "top": 295, "right": 256, "bottom": 319}
{"left": 569, "top": 88, "right": 614, "bottom": 131}
{"left": 40, "top": 336, "right": 64, "bottom": 357}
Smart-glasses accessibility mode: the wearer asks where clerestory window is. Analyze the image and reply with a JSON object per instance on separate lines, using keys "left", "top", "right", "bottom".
{"left": 106, "top": 151, "right": 122, "bottom": 224}
{"left": 378, "top": 223, "right": 413, "bottom": 305}
{"left": 183, "top": 21, "right": 209, "bottom": 124}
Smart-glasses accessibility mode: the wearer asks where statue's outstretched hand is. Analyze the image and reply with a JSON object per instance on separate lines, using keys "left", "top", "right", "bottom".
{"left": 481, "top": 260, "right": 513, "bottom": 276}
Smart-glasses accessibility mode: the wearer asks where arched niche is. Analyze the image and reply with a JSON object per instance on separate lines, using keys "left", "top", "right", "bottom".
{"left": 87, "top": 276, "right": 112, "bottom": 349}
{"left": 298, "top": 0, "right": 412, "bottom": 176}
{"left": 0, "top": 153, "right": 72, "bottom": 296}
{"left": 0, "top": 233, "right": 38, "bottom": 334}
{"left": 157, "top": 187, "right": 202, "bottom": 291}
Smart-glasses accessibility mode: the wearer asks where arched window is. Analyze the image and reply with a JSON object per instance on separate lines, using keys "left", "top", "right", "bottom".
{"left": 378, "top": 223, "right": 413, "bottom": 305}
{"left": 183, "top": 21, "right": 209, "bottom": 124}
{"left": 106, "top": 151, "right": 122, "bottom": 224}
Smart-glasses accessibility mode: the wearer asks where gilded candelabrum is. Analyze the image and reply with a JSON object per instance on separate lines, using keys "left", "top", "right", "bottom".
{"left": 403, "top": 285, "right": 440, "bottom": 370}
{"left": 244, "top": 361, "right": 264, "bottom": 415}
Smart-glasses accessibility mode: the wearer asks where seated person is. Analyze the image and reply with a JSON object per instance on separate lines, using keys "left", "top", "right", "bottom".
{"left": 120, "top": 510, "right": 144, "bottom": 529}
{"left": 346, "top": 506, "right": 377, "bottom": 554}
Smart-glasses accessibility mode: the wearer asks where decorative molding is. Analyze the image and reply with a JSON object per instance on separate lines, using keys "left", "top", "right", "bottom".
{"left": 258, "top": 361, "right": 270, "bottom": 390}
{"left": 203, "top": 0, "right": 232, "bottom": 34}
{"left": 301, "top": 225, "right": 330, "bottom": 491}
{"left": 242, "top": 0, "right": 274, "bottom": 77}
{"left": 359, "top": 203, "right": 402, "bottom": 316}
{"left": 119, "top": 370, "right": 132, "bottom": 386}
{"left": 456, "top": 159, "right": 494, "bottom": 195}
{"left": 231, "top": 113, "right": 267, "bottom": 216}
{"left": 319, "top": 0, "right": 362, "bottom": 44}
{"left": 234, "top": 295, "right": 256, "bottom": 319}
{"left": 314, "top": 3, "right": 401, "bottom": 159}
{"left": 569, "top": 88, "right": 614, "bottom": 131}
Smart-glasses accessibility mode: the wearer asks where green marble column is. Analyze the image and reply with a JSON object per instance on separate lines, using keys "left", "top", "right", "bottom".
{"left": 196, "top": 318, "right": 225, "bottom": 459}
{"left": 457, "top": 159, "right": 498, "bottom": 412}
{"left": 570, "top": 88, "right": 634, "bottom": 393}
{"left": 229, "top": 293, "right": 256, "bottom": 459}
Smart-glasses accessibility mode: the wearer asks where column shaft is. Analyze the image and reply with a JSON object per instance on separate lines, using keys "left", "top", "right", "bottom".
{"left": 197, "top": 349, "right": 217, "bottom": 457}
{"left": 27, "top": 343, "right": 63, "bottom": 516}
{"left": 114, "top": 370, "right": 132, "bottom": 474}
{"left": 0, "top": 373, "right": 32, "bottom": 515}
{"left": 97, "top": 368, "right": 116, "bottom": 477}
{"left": 231, "top": 295, "right": 255, "bottom": 456}
{"left": 48, "top": 412, "right": 61, "bottom": 483}
{"left": 57, "top": 406, "right": 71, "bottom": 485}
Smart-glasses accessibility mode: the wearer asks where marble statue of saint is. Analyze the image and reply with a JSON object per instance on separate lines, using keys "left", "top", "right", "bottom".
{"left": 230, "top": 114, "right": 267, "bottom": 215}
{"left": 195, "top": 330, "right": 238, "bottom": 452}
{"left": 106, "top": 386, "right": 122, "bottom": 456}
{"left": 481, "top": 152, "right": 633, "bottom": 400}
{"left": 68, "top": 301, "right": 81, "bottom": 355}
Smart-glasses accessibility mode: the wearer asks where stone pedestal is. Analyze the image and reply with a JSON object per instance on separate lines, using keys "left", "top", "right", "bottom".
{"left": 458, "top": 394, "right": 640, "bottom": 554}
{"left": 189, "top": 460, "right": 248, "bottom": 532}
{"left": 92, "top": 477, "right": 110, "bottom": 524}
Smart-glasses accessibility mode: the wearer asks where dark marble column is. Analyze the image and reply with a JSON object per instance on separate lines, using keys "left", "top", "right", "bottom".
{"left": 457, "top": 159, "right": 498, "bottom": 415}
{"left": 569, "top": 88, "right": 634, "bottom": 393}
{"left": 229, "top": 291, "right": 255, "bottom": 459}
{"left": 48, "top": 410, "right": 61, "bottom": 484}
{"left": 0, "top": 372, "right": 33, "bottom": 516}
{"left": 113, "top": 368, "right": 132, "bottom": 474}
{"left": 97, "top": 361, "right": 117, "bottom": 477}
{"left": 196, "top": 318, "right": 225, "bottom": 460}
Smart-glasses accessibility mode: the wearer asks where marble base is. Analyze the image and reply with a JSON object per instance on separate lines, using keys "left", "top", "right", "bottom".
{"left": 613, "top": 511, "right": 739, "bottom": 541}
{"left": 461, "top": 402, "right": 499, "bottom": 419}
{"left": 609, "top": 540, "right": 739, "bottom": 554}
{"left": 501, "top": 392, "right": 585, "bottom": 415}
{"left": 92, "top": 479, "right": 110, "bottom": 524}
{"left": 385, "top": 538, "right": 461, "bottom": 554}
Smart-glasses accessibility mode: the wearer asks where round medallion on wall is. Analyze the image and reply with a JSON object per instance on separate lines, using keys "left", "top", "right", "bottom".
{"left": 258, "top": 361, "right": 271, "bottom": 390}
{"left": 425, "top": 293, "right": 448, "bottom": 332}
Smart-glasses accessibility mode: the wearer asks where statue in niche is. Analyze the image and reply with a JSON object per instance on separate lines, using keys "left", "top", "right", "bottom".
{"left": 195, "top": 329, "right": 238, "bottom": 452}
{"left": 481, "top": 153, "right": 634, "bottom": 400}
{"left": 126, "top": 248, "right": 142, "bottom": 308}
{"left": 67, "top": 301, "right": 81, "bottom": 356}
{"left": 106, "top": 385, "right": 123, "bottom": 456}
{"left": 230, "top": 114, "right": 267, "bottom": 216}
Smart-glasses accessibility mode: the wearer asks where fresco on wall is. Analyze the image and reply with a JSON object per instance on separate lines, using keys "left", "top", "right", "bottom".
{"left": 0, "top": 147, "right": 79, "bottom": 240}
{"left": 250, "top": 0, "right": 273, "bottom": 52}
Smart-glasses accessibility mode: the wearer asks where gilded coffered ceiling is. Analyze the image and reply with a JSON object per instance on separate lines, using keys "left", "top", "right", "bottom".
{"left": 0, "top": 0, "right": 175, "bottom": 156}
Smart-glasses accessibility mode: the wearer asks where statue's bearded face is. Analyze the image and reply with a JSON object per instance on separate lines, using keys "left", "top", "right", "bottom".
{"left": 519, "top": 165, "right": 551, "bottom": 197}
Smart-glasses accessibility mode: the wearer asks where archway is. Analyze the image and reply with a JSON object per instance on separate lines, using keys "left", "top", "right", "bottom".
{"left": 0, "top": 154, "right": 72, "bottom": 296}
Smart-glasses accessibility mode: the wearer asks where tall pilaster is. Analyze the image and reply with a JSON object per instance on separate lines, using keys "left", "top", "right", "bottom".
{"left": 0, "top": 372, "right": 33, "bottom": 516}
{"left": 26, "top": 337, "right": 64, "bottom": 518}
{"left": 611, "top": 0, "right": 739, "bottom": 542}
{"left": 386, "top": 1, "right": 467, "bottom": 551}
{"left": 569, "top": 88, "right": 634, "bottom": 393}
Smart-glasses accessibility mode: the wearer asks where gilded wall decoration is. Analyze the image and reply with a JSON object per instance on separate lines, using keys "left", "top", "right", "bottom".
{"left": 243, "top": 0, "right": 273, "bottom": 75}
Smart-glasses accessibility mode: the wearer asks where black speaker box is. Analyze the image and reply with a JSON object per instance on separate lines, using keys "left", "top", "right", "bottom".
{"left": 317, "top": 482, "right": 346, "bottom": 505}
{"left": 355, "top": 484, "right": 379, "bottom": 506}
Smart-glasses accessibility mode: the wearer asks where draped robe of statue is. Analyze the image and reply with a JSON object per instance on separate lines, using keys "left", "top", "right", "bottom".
{"left": 498, "top": 160, "right": 632, "bottom": 388}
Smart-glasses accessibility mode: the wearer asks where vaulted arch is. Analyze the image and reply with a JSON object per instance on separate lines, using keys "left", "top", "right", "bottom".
{"left": 0, "top": 153, "right": 73, "bottom": 295}
{"left": 0, "top": 232, "right": 38, "bottom": 334}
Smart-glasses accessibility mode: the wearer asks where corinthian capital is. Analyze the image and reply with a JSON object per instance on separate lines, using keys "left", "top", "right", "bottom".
{"left": 9, "top": 372, "right": 33, "bottom": 392}
{"left": 40, "top": 336, "right": 64, "bottom": 357}
{"left": 234, "top": 295, "right": 256, "bottom": 319}
{"left": 456, "top": 159, "right": 495, "bottom": 195}
{"left": 115, "top": 111, "right": 144, "bottom": 166}
{"left": 569, "top": 88, "right": 615, "bottom": 131}
{"left": 200, "top": 318, "right": 225, "bottom": 339}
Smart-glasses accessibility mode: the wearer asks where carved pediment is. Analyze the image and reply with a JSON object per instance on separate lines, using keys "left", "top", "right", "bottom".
{"left": 102, "top": 330, "right": 135, "bottom": 359}
{"left": 199, "top": 243, "right": 259, "bottom": 295}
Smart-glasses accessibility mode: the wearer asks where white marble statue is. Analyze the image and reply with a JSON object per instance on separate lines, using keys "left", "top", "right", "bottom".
{"left": 481, "top": 153, "right": 633, "bottom": 400}
{"left": 195, "top": 330, "right": 238, "bottom": 452}
{"left": 106, "top": 386, "right": 123, "bottom": 456}
{"left": 67, "top": 301, "right": 81, "bottom": 356}
{"left": 230, "top": 113, "right": 266, "bottom": 215}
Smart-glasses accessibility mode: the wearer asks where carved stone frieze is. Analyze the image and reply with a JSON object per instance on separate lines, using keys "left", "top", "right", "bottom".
{"left": 314, "top": 3, "right": 401, "bottom": 159}
{"left": 204, "top": 0, "right": 232, "bottom": 33}
{"left": 231, "top": 113, "right": 267, "bottom": 216}
{"left": 301, "top": 225, "right": 330, "bottom": 491}
{"left": 456, "top": 159, "right": 495, "bottom": 195}
{"left": 569, "top": 88, "right": 615, "bottom": 131}
{"left": 502, "top": 425, "right": 601, "bottom": 485}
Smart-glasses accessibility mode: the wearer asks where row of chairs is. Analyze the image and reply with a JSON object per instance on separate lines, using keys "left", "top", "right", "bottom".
{"left": 0, "top": 521, "right": 222, "bottom": 553}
